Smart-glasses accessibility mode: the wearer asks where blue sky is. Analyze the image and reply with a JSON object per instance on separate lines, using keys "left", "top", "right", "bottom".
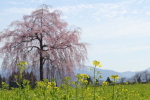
{"left": 1, "top": 0, "right": 150, "bottom": 72}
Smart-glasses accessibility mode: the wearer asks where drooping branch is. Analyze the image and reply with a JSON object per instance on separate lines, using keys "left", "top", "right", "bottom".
{"left": 0, "top": 4, "right": 88, "bottom": 81}
{"left": 23, "top": 46, "right": 40, "bottom": 52}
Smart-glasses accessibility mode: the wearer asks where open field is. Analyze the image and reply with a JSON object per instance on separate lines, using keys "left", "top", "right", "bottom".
{"left": 1, "top": 80, "right": 150, "bottom": 100}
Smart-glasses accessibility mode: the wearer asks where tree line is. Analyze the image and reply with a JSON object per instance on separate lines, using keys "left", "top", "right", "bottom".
{"left": 103, "top": 70, "right": 150, "bottom": 84}
{"left": 0, "top": 71, "right": 36, "bottom": 88}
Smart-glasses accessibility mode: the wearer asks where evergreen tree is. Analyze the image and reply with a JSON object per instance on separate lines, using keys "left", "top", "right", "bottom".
{"left": 9, "top": 71, "right": 37, "bottom": 88}
{"left": 137, "top": 77, "right": 141, "bottom": 83}
{"left": 87, "top": 75, "right": 93, "bottom": 84}
{"left": 2, "top": 77, "right": 6, "bottom": 83}
{"left": 106, "top": 77, "right": 112, "bottom": 83}
{"left": 9, "top": 71, "right": 19, "bottom": 88}
{"left": 96, "top": 79, "right": 99, "bottom": 85}
{"left": 29, "top": 71, "right": 37, "bottom": 88}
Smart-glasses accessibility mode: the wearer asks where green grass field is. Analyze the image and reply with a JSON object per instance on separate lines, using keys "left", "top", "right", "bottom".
{"left": 1, "top": 61, "right": 150, "bottom": 100}
{"left": 1, "top": 79, "right": 150, "bottom": 100}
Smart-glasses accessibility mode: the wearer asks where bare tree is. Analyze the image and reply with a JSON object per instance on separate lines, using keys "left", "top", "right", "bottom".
{"left": 141, "top": 70, "right": 150, "bottom": 82}
{"left": 119, "top": 77, "right": 126, "bottom": 84}
{"left": 132, "top": 72, "right": 141, "bottom": 82}
{"left": 0, "top": 5, "right": 88, "bottom": 81}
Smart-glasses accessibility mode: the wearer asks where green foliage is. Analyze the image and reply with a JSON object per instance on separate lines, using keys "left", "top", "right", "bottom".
{"left": 1, "top": 82, "right": 9, "bottom": 89}
{"left": 16, "top": 61, "right": 28, "bottom": 74}
{"left": 14, "top": 61, "right": 28, "bottom": 88}
{"left": 1, "top": 79, "right": 150, "bottom": 99}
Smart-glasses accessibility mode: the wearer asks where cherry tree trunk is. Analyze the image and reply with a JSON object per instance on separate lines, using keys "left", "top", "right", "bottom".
{"left": 40, "top": 57, "right": 43, "bottom": 81}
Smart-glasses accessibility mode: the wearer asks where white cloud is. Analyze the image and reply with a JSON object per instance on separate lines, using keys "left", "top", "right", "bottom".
{"left": 7, "top": 1, "right": 24, "bottom": 4}
{"left": 120, "top": 10, "right": 128, "bottom": 14}
{"left": 56, "top": 2, "right": 138, "bottom": 20}
{"left": 137, "top": 0, "right": 144, "bottom": 4}
{"left": 5, "top": 1, "right": 147, "bottom": 21}
{"left": 80, "top": 14, "right": 150, "bottom": 42}
{"left": 130, "top": 10, "right": 138, "bottom": 14}
{"left": 60, "top": 15, "right": 68, "bottom": 19}
{"left": 113, "top": 46, "right": 150, "bottom": 53}
{"left": 92, "top": 16, "right": 100, "bottom": 21}
{"left": 6, "top": 7, "right": 34, "bottom": 14}
{"left": 145, "top": 11, "right": 150, "bottom": 15}
{"left": 89, "top": 44, "right": 150, "bottom": 54}
{"left": 5, "top": 2, "right": 149, "bottom": 40}
{"left": 31, "top": 0, "right": 46, "bottom": 3}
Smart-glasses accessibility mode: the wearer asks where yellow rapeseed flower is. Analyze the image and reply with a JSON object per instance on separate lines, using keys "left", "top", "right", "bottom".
{"left": 47, "top": 85, "right": 51, "bottom": 88}
{"left": 102, "top": 81, "right": 108, "bottom": 85}
{"left": 98, "top": 75, "right": 102, "bottom": 78}
{"left": 84, "top": 80, "right": 88, "bottom": 83}
{"left": 97, "top": 71, "right": 101, "bottom": 74}
{"left": 129, "top": 80, "right": 132, "bottom": 83}
{"left": 2, "top": 82, "right": 5, "bottom": 85}
{"left": 125, "top": 82, "right": 128, "bottom": 85}
{"left": 48, "top": 82, "right": 52, "bottom": 85}
{"left": 79, "top": 79, "right": 84, "bottom": 82}
{"left": 92, "top": 60, "right": 100, "bottom": 66}
{"left": 65, "top": 77, "right": 71, "bottom": 80}
{"left": 54, "top": 87, "right": 59, "bottom": 90}
{"left": 90, "top": 68, "right": 92, "bottom": 70}
{"left": 110, "top": 75, "right": 119, "bottom": 79}
{"left": 99, "top": 65, "right": 102, "bottom": 67}
{"left": 122, "top": 88, "right": 128, "bottom": 92}
{"left": 72, "top": 82, "right": 76, "bottom": 84}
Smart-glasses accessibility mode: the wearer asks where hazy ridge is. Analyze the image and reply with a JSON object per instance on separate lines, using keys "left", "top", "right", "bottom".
{"left": 75, "top": 66, "right": 150, "bottom": 81}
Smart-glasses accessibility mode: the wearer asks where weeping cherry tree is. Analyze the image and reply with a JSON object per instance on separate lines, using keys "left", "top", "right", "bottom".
{"left": 0, "top": 5, "right": 88, "bottom": 81}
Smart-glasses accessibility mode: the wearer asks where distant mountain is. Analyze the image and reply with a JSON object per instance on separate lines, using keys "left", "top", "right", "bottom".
{"left": 1, "top": 65, "right": 150, "bottom": 82}
{"left": 146, "top": 67, "right": 150, "bottom": 71}
{"left": 121, "top": 71, "right": 136, "bottom": 78}
{"left": 75, "top": 66, "right": 136, "bottom": 81}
